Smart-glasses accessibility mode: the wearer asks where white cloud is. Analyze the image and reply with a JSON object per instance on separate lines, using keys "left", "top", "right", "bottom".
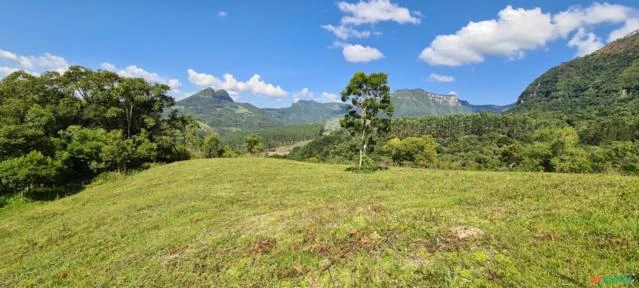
{"left": 321, "top": 24, "right": 373, "bottom": 40}
{"left": 102, "top": 63, "right": 182, "bottom": 90}
{"left": 218, "top": 11, "right": 227, "bottom": 17}
{"left": 0, "top": 49, "right": 68, "bottom": 74}
{"left": 321, "top": 92, "right": 339, "bottom": 102}
{"left": 554, "top": 3, "right": 634, "bottom": 37}
{"left": 187, "top": 69, "right": 287, "bottom": 98}
{"left": 609, "top": 18, "right": 639, "bottom": 41}
{"left": 0, "top": 50, "right": 18, "bottom": 62}
{"left": 419, "top": 3, "right": 638, "bottom": 66}
{"left": 419, "top": 6, "right": 555, "bottom": 66}
{"left": 568, "top": 28, "right": 604, "bottom": 56}
{"left": 292, "top": 88, "right": 315, "bottom": 102}
{"left": 342, "top": 44, "right": 384, "bottom": 63}
{"left": 428, "top": 73, "right": 455, "bottom": 83}
{"left": 321, "top": 0, "right": 416, "bottom": 58}
{"left": 448, "top": 91, "right": 458, "bottom": 96}
{"left": 337, "top": 0, "right": 421, "bottom": 25}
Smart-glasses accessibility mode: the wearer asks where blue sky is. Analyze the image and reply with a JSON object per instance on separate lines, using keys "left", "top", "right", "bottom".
{"left": 1, "top": 1, "right": 638, "bottom": 108}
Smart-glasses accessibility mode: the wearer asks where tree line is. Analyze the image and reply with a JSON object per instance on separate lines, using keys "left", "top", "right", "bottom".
{"left": 0, "top": 67, "right": 271, "bottom": 199}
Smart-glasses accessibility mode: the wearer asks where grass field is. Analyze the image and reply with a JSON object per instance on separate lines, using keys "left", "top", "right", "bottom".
{"left": 1, "top": 158, "right": 638, "bottom": 287}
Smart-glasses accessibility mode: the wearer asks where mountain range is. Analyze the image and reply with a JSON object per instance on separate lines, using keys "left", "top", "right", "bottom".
{"left": 174, "top": 87, "right": 509, "bottom": 132}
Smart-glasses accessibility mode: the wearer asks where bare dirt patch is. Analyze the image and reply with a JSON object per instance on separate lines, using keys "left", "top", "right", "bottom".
{"left": 448, "top": 226, "right": 485, "bottom": 240}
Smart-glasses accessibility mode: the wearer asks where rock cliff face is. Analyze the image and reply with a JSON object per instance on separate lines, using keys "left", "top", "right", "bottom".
{"left": 427, "top": 92, "right": 461, "bottom": 107}
{"left": 392, "top": 89, "right": 507, "bottom": 117}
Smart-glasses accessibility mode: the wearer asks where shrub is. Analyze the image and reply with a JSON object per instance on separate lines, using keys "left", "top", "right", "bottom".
{"left": 0, "top": 151, "right": 61, "bottom": 196}
{"left": 385, "top": 136, "right": 437, "bottom": 167}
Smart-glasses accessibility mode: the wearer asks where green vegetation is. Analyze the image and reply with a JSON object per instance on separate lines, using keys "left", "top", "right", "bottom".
{"left": 244, "top": 134, "right": 266, "bottom": 155}
{"left": 385, "top": 136, "right": 438, "bottom": 167}
{"left": 173, "top": 88, "right": 346, "bottom": 132}
{"left": 340, "top": 72, "right": 394, "bottom": 169}
{"left": 392, "top": 89, "right": 508, "bottom": 117}
{"left": 0, "top": 67, "right": 194, "bottom": 198}
{"left": 221, "top": 124, "right": 323, "bottom": 150}
{"left": 293, "top": 34, "right": 639, "bottom": 174}
{"left": 293, "top": 112, "right": 639, "bottom": 174}
{"left": 174, "top": 88, "right": 509, "bottom": 134}
{"left": 0, "top": 158, "right": 637, "bottom": 286}
{"left": 512, "top": 32, "right": 639, "bottom": 124}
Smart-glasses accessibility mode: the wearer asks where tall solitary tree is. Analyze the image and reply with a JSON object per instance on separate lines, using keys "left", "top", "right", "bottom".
{"left": 340, "top": 72, "right": 394, "bottom": 169}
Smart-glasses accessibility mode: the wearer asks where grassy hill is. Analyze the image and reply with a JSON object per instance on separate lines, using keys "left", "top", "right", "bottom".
{"left": 1, "top": 158, "right": 637, "bottom": 286}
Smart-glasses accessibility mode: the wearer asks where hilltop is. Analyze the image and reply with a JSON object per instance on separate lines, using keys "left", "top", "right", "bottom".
{"left": 1, "top": 158, "right": 637, "bottom": 286}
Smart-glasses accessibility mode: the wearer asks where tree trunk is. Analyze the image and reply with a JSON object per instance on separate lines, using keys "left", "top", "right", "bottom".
{"left": 359, "top": 140, "right": 368, "bottom": 169}
{"left": 126, "top": 104, "right": 133, "bottom": 138}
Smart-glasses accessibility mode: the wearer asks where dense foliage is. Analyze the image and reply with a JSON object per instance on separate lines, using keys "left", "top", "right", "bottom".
{"left": 291, "top": 112, "right": 639, "bottom": 175}
{"left": 221, "top": 124, "right": 323, "bottom": 150}
{"left": 0, "top": 67, "right": 200, "bottom": 198}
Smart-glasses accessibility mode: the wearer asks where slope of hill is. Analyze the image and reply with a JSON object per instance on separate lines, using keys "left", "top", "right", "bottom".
{"left": 1, "top": 158, "right": 637, "bottom": 286}
{"left": 512, "top": 31, "right": 639, "bottom": 119}
{"left": 175, "top": 88, "right": 508, "bottom": 131}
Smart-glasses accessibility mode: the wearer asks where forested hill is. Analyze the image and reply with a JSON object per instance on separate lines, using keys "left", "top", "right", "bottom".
{"left": 175, "top": 88, "right": 508, "bottom": 132}
{"left": 392, "top": 89, "right": 509, "bottom": 117}
{"left": 512, "top": 30, "right": 639, "bottom": 120}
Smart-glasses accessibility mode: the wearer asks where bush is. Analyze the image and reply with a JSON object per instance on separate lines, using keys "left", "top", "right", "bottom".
{"left": 385, "top": 136, "right": 437, "bottom": 167}
{"left": 551, "top": 147, "right": 592, "bottom": 173}
{"left": 0, "top": 151, "right": 61, "bottom": 197}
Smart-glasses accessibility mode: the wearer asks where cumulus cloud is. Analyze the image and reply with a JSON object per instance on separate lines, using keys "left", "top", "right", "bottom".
{"left": 419, "top": 6, "right": 555, "bottom": 66}
{"left": 428, "top": 73, "right": 455, "bottom": 83}
{"left": 419, "top": 3, "right": 638, "bottom": 66}
{"left": 568, "top": 28, "right": 604, "bottom": 56}
{"left": 0, "top": 49, "right": 69, "bottom": 74}
{"left": 321, "top": 92, "right": 339, "bottom": 102}
{"left": 322, "top": 0, "right": 417, "bottom": 58}
{"left": 341, "top": 44, "right": 384, "bottom": 63}
{"left": 553, "top": 3, "right": 634, "bottom": 37}
{"left": 609, "top": 18, "right": 639, "bottom": 41}
{"left": 101, "top": 63, "right": 182, "bottom": 90}
{"left": 187, "top": 69, "right": 287, "bottom": 98}
{"left": 338, "top": 0, "right": 421, "bottom": 25}
{"left": 218, "top": 11, "right": 227, "bottom": 17}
